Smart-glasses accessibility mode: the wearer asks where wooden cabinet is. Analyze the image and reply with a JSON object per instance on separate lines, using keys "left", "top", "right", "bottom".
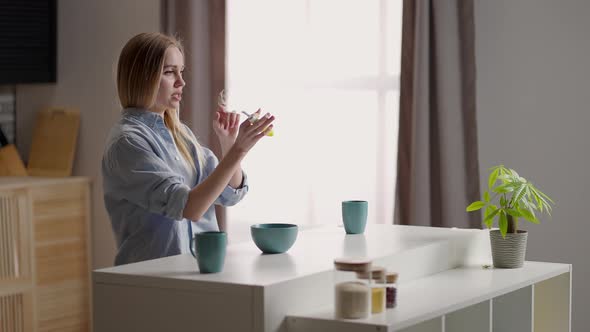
{"left": 0, "top": 177, "right": 91, "bottom": 332}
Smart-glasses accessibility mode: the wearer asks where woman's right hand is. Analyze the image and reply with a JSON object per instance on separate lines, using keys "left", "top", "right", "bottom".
{"left": 231, "top": 109, "right": 275, "bottom": 155}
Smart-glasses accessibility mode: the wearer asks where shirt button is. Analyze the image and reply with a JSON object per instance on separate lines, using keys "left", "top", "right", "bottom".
{"left": 175, "top": 156, "right": 180, "bottom": 161}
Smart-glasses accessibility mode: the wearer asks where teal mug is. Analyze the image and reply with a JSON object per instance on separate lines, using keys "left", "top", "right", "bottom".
{"left": 342, "top": 200, "right": 368, "bottom": 234}
{"left": 191, "top": 231, "right": 227, "bottom": 273}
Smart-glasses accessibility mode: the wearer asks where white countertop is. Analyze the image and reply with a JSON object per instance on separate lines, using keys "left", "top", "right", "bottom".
{"left": 93, "top": 224, "right": 486, "bottom": 289}
{"left": 93, "top": 224, "right": 571, "bottom": 332}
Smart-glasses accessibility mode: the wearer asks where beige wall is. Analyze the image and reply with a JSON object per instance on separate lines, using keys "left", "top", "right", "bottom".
{"left": 16, "top": 0, "right": 161, "bottom": 269}
{"left": 475, "top": 0, "right": 590, "bottom": 330}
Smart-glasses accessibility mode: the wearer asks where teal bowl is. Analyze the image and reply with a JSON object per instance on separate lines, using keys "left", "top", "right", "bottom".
{"left": 250, "top": 223, "right": 298, "bottom": 254}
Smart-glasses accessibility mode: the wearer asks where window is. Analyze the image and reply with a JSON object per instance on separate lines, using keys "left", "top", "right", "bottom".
{"left": 226, "top": 0, "right": 402, "bottom": 228}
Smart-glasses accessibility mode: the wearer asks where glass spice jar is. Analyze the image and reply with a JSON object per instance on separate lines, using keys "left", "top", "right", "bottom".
{"left": 333, "top": 258, "right": 372, "bottom": 319}
{"left": 357, "top": 266, "right": 386, "bottom": 314}
{"left": 385, "top": 272, "right": 399, "bottom": 309}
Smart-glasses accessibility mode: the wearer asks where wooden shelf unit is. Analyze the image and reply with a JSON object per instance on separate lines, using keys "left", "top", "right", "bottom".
{"left": 0, "top": 177, "right": 91, "bottom": 332}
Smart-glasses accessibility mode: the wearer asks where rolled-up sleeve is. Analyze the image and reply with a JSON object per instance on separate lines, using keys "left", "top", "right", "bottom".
{"left": 103, "top": 134, "right": 190, "bottom": 220}
{"left": 201, "top": 148, "right": 249, "bottom": 206}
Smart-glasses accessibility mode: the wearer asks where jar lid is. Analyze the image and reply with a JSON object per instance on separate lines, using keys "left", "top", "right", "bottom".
{"left": 386, "top": 272, "right": 399, "bottom": 283}
{"left": 333, "top": 258, "right": 372, "bottom": 272}
{"left": 356, "top": 266, "right": 386, "bottom": 280}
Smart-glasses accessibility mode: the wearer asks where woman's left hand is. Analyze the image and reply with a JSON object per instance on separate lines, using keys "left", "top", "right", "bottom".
{"left": 213, "top": 108, "right": 240, "bottom": 152}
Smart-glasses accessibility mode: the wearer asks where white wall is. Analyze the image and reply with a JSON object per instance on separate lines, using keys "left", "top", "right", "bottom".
{"left": 16, "top": 0, "right": 161, "bottom": 269}
{"left": 475, "top": 1, "right": 590, "bottom": 330}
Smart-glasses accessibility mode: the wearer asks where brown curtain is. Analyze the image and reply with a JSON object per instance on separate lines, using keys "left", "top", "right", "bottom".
{"left": 162, "top": 0, "right": 228, "bottom": 231}
{"left": 395, "top": 0, "right": 481, "bottom": 228}
{"left": 207, "top": 0, "right": 227, "bottom": 231}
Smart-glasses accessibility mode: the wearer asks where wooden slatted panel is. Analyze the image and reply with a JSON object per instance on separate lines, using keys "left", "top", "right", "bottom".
{"left": 31, "top": 183, "right": 86, "bottom": 222}
{"left": 0, "top": 193, "right": 18, "bottom": 279}
{"left": 0, "top": 190, "right": 31, "bottom": 283}
{"left": 0, "top": 189, "right": 32, "bottom": 332}
{"left": 0, "top": 293, "right": 29, "bottom": 332}
{"left": 31, "top": 182, "right": 90, "bottom": 331}
{"left": 36, "top": 240, "right": 88, "bottom": 285}
{"left": 37, "top": 281, "right": 89, "bottom": 332}
{"left": 1, "top": 196, "right": 11, "bottom": 279}
{"left": 34, "top": 215, "right": 85, "bottom": 245}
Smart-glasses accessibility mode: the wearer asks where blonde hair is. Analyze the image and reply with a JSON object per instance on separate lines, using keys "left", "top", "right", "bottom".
{"left": 117, "top": 32, "right": 205, "bottom": 173}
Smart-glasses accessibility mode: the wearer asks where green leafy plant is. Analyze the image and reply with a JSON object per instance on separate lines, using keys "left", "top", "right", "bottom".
{"left": 466, "top": 165, "right": 555, "bottom": 238}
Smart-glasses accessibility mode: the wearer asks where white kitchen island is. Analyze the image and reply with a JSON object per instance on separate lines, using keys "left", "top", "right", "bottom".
{"left": 93, "top": 224, "right": 571, "bottom": 332}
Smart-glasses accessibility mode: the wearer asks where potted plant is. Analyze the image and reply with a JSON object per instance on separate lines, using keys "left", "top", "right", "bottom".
{"left": 466, "top": 165, "right": 554, "bottom": 268}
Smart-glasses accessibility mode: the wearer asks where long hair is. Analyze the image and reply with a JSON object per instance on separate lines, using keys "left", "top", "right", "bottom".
{"left": 117, "top": 32, "right": 205, "bottom": 173}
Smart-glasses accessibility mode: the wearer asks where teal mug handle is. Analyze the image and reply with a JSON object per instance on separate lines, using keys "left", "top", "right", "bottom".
{"left": 190, "top": 237, "right": 197, "bottom": 258}
{"left": 188, "top": 220, "right": 197, "bottom": 258}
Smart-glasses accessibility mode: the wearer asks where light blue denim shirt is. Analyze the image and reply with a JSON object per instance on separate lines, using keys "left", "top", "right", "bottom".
{"left": 102, "top": 108, "right": 248, "bottom": 265}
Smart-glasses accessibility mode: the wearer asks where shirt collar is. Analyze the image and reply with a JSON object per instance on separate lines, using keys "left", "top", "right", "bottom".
{"left": 122, "top": 108, "right": 165, "bottom": 129}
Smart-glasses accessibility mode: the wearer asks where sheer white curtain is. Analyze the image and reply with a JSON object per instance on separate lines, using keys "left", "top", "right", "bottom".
{"left": 226, "top": 0, "right": 402, "bottom": 230}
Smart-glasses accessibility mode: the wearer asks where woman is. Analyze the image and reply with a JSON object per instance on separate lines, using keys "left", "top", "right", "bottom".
{"left": 102, "top": 32, "right": 274, "bottom": 265}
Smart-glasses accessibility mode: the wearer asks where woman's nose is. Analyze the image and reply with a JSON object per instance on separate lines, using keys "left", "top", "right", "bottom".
{"left": 176, "top": 75, "right": 185, "bottom": 87}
